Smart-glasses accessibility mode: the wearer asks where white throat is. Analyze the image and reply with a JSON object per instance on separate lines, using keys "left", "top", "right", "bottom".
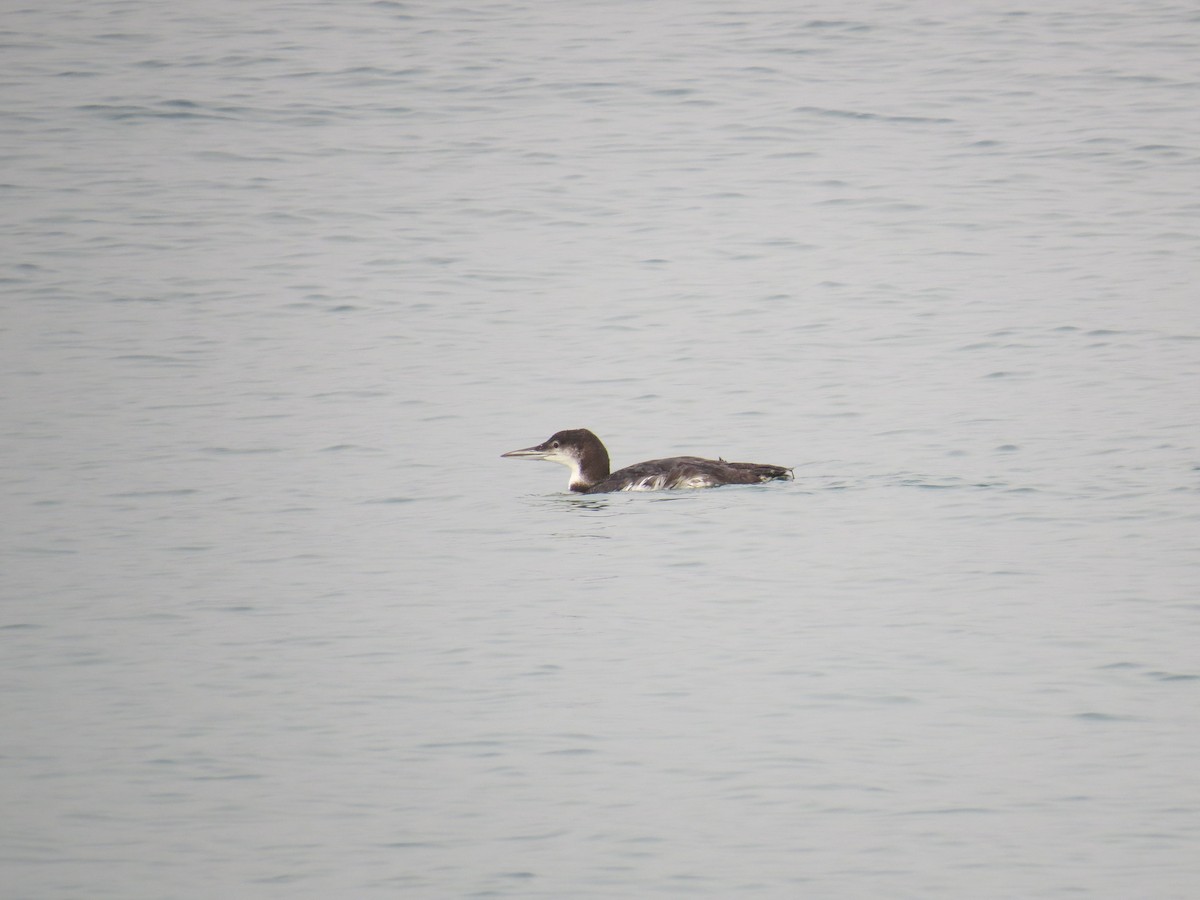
{"left": 542, "top": 449, "right": 587, "bottom": 491}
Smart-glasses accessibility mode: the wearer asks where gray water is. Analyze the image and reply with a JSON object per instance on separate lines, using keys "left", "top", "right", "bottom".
{"left": 3, "top": 1, "right": 1199, "bottom": 897}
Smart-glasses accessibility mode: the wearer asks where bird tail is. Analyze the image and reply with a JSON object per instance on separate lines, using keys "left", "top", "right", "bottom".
{"left": 727, "top": 462, "right": 793, "bottom": 483}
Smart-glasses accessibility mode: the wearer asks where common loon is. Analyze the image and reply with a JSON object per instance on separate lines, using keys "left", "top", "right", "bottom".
{"left": 502, "top": 428, "right": 792, "bottom": 494}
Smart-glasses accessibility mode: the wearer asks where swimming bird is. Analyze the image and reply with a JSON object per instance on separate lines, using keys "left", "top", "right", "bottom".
{"left": 501, "top": 428, "right": 792, "bottom": 494}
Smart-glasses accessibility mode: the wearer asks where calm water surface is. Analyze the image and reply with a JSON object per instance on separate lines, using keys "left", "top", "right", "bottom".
{"left": 3, "top": 1, "right": 1199, "bottom": 897}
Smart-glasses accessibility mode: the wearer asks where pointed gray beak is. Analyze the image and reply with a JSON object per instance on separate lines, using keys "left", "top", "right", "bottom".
{"left": 501, "top": 442, "right": 551, "bottom": 460}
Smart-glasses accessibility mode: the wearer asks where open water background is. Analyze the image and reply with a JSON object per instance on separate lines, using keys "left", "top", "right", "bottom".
{"left": 3, "top": 1, "right": 1199, "bottom": 897}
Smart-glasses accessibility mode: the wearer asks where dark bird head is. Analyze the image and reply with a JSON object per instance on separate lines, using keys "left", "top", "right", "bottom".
{"left": 501, "top": 429, "right": 610, "bottom": 491}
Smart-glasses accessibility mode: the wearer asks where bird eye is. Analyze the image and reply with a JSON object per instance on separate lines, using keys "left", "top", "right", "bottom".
{"left": 551, "top": 441, "right": 560, "bottom": 449}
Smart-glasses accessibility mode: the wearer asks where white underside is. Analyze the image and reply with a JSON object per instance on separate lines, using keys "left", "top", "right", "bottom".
{"left": 539, "top": 452, "right": 723, "bottom": 493}
{"left": 619, "top": 474, "right": 716, "bottom": 491}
